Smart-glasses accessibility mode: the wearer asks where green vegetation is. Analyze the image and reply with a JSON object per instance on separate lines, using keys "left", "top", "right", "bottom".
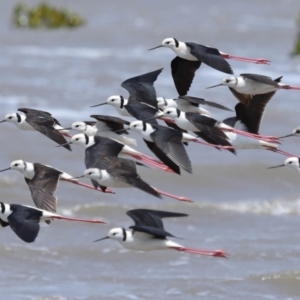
{"left": 13, "top": 3, "right": 85, "bottom": 29}
{"left": 291, "top": 13, "right": 300, "bottom": 56}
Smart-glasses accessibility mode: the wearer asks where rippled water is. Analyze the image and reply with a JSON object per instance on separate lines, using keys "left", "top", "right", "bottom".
{"left": 1, "top": 0, "right": 300, "bottom": 299}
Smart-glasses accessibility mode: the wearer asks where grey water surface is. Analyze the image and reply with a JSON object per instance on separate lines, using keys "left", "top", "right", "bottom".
{"left": 1, "top": 1, "right": 300, "bottom": 299}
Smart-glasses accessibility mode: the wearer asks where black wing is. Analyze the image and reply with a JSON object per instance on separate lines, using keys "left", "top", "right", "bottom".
{"left": 150, "top": 125, "right": 192, "bottom": 173}
{"left": 178, "top": 96, "right": 233, "bottom": 111}
{"left": 8, "top": 204, "right": 42, "bottom": 243}
{"left": 121, "top": 69, "right": 163, "bottom": 108}
{"left": 125, "top": 102, "right": 159, "bottom": 125}
{"left": 127, "top": 209, "right": 187, "bottom": 229}
{"left": 108, "top": 168, "right": 161, "bottom": 198}
{"left": 229, "top": 88, "right": 253, "bottom": 106}
{"left": 85, "top": 136, "right": 125, "bottom": 168}
{"left": 90, "top": 115, "right": 130, "bottom": 135}
{"left": 240, "top": 73, "right": 280, "bottom": 87}
{"left": 171, "top": 56, "right": 201, "bottom": 96}
{"left": 18, "top": 108, "right": 52, "bottom": 118}
{"left": 129, "top": 225, "right": 176, "bottom": 239}
{"left": 186, "top": 42, "right": 233, "bottom": 74}
{"left": 26, "top": 164, "right": 61, "bottom": 212}
{"left": 19, "top": 110, "right": 71, "bottom": 151}
{"left": 143, "top": 139, "right": 180, "bottom": 174}
{"left": 83, "top": 121, "right": 97, "bottom": 126}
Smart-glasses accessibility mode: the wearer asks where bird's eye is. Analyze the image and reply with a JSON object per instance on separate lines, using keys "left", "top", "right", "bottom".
{"left": 76, "top": 138, "right": 79, "bottom": 141}
{"left": 225, "top": 80, "right": 230, "bottom": 83}
{"left": 112, "top": 232, "right": 117, "bottom": 236}
{"left": 88, "top": 172, "right": 92, "bottom": 175}
{"left": 8, "top": 117, "right": 12, "bottom": 119}
{"left": 167, "top": 111, "right": 170, "bottom": 114}
{"left": 134, "top": 125, "right": 137, "bottom": 127}
{"left": 75, "top": 125, "right": 79, "bottom": 128}
{"left": 289, "top": 161, "right": 292, "bottom": 164}
{"left": 296, "top": 130, "right": 300, "bottom": 133}
{"left": 111, "top": 99, "right": 115, "bottom": 102}
{"left": 14, "top": 164, "right": 18, "bottom": 166}
{"left": 166, "top": 41, "right": 170, "bottom": 44}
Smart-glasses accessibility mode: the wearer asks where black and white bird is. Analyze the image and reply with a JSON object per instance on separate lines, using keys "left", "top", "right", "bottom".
{"left": 159, "top": 108, "right": 234, "bottom": 153}
{"left": 268, "top": 157, "right": 300, "bottom": 172}
{"left": 65, "top": 133, "right": 172, "bottom": 173}
{"left": 157, "top": 96, "right": 232, "bottom": 116}
{"left": 149, "top": 38, "right": 269, "bottom": 96}
{"left": 0, "top": 202, "right": 106, "bottom": 243}
{"left": 94, "top": 209, "right": 226, "bottom": 257}
{"left": 129, "top": 120, "right": 194, "bottom": 174}
{"left": 207, "top": 74, "right": 300, "bottom": 94}
{"left": 65, "top": 115, "right": 137, "bottom": 146}
{"left": 0, "top": 160, "right": 114, "bottom": 212}
{"left": 79, "top": 158, "right": 192, "bottom": 202}
{"left": 0, "top": 108, "right": 72, "bottom": 151}
{"left": 91, "top": 69, "right": 164, "bottom": 123}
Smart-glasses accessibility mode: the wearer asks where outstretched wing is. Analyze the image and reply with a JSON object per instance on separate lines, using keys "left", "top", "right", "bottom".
{"left": 90, "top": 115, "right": 130, "bottom": 135}
{"left": 186, "top": 42, "right": 233, "bottom": 74}
{"left": 121, "top": 69, "right": 163, "bottom": 108}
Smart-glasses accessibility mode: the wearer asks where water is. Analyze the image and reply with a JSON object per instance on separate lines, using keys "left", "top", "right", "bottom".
{"left": 1, "top": 0, "right": 300, "bottom": 299}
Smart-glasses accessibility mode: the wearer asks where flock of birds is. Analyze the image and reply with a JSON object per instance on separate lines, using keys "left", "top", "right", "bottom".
{"left": 1, "top": 37, "right": 300, "bottom": 259}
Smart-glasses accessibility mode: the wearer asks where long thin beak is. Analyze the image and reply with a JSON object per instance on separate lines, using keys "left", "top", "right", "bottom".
{"left": 0, "top": 167, "right": 11, "bottom": 172}
{"left": 90, "top": 103, "right": 107, "bottom": 108}
{"left": 144, "top": 115, "right": 161, "bottom": 122}
{"left": 0, "top": 120, "right": 6, "bottom": 123}
{"left": 206, "top": 83, "right": 224, "bottom": 89}
{"left": 148, "top": 45, "right": 164, "bottom": 51}
{"left": 55, "top": 141, "right": 73, "bottom": 148}
{"left": 59, "top": 127, "right": 72, "bottom": 130}
{"left": 279, "top": 134, "right": 294, "bottom": 138}
{"left": 267, "top": 164, "right": 285, "bottom": 169}
{"left": 69, "top": 175, "right": 85, "bottom": 180}
{"left": 93, "top": 236, "right": 109, "bottom": 242}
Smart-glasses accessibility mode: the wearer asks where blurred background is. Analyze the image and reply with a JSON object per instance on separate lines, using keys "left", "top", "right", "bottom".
{"left": 1, "top": 1, "right": 300, "bottom": 299}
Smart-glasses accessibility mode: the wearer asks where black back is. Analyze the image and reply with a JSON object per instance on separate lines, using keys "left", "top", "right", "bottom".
{"left": 90, "top": 115, "right": 130, "bottom": 135}
{"left": 125, "top": 102, "right": 159, "bottom": 125}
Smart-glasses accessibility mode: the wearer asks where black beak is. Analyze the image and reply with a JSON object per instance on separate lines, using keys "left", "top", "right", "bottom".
{"left": 0, "top": 167, "right": 11, "bottom": 172}
{"left": 148, "top": 45, "right": 164, "bottom": 51}
{"left": 90, "top": 103, "right": 107, "bottom": 108}
{"left": 59, "top": 127, "right": 72, "bottom": 130}
{"left": 56, "top": 141, "right": 73, "bottom": 148}
{"left": 267, "top": 164, "right": 285, "bottom": 169}
{"left": 144, "top": 115, "right": 161, "bottom": 122}
{"left": 279, "top": 134, "right": 295, "bottom": 138}
{"left": 0, "top": 120, "right": 6, "bottom": 123}
{"left": 93, "top": 236, "right": 109, "bottom": 242}
{"left": 206, "top": 83, "right": 224, "bottom": 89}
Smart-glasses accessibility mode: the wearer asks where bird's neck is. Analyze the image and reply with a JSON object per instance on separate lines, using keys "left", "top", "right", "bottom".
{"left": 0, "top": 203, "right": 12, "bottom": 220}
{"left": 22, "top": 162, "right": 35, "bottom": 179}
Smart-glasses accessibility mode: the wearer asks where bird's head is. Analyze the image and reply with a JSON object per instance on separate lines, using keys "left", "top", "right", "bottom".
{"left": 71, "top": 122, "right": 87, "bottom": 133}
{"left": 83, "top": 168, "right": 102, "bottom": 179}
{"left": 163, "top": 107, "right": 179, "bottom": 119}
{"left": 107, "top": 95, "right": 123, "bottom": 107}
{"left": 1, "top": 113, "right": 20, "bottom": 124}
{"left": 206, "top": 76, "right": 237, "bottom": 89}
{"left": 292, "top": 127, "right": 300, "bottom": 136}
{"left": 107, "top": 227, "right": 125, "bottom": 241}
{"left": 284, "top": 157, "right": 300, "bottom": 170}
{"left": 71, "top": 133, "right": 90, "bottom": 147}
{"left": 10, "top": 160, "right": 27, "bottom": 172}
{"left": 129, "top": 120, "right": 145, "bottom": 132}
{"left": 162, "top": 37, "right": 178, "bottom": 49}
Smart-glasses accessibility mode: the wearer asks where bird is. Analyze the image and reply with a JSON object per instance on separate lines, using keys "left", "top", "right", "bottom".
{"left": 128, "top": 120, "right": 194, "bottom": 174}
{"left": 148, "top": 38, "right": 269, "bottom": 96}
{"left": 157, "top": 95, "right": 232, "bottom": 116}
{"left": 279, "top": 127, "right": 300, "bottom": 139}
{"left": 0, "top": 202, "right": 106, "bottom": 243}
{"left": 64, "top": 133, "right": 172, "bottom": 173}
{"left": 90, "top": 69, "right": 164, "bottom": 123}
{"left": 0, "top": 108, "right": 72, "bottom": 151}
{"left": 0, "top": 160, "right": 115, "bottom": 212}
{"left": 207, "top": 73, "right": 300, "bottom": 94}
{"left": 159, "top": 108, "right": 235, "bottom": 153}
{"left": 94, "top": 209, "right": 226, "bottom": 257}
{"left": 77, "top": 158, "right": 192, "bottom": 202}
{"left": 268, "top": 157, "right": 300, "bottom": 171}
{"left": 64, "top": 115, "right": 137, "bottom": 146}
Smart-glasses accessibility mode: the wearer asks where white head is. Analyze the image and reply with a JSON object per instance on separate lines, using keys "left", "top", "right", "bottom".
{"left": 71, "top": 133, "right": 93, "bottom": 148}
{"left": 0, "top": 113, "right": 22, "bottom": 125}
{"left": 106, "top": 95, "right": 126, "bottom": 108}
{"left": 10, "top": 160, "right": 27, "bottom": 172}
{"left": 83, "top": 168, "right": 102, "bottom": 179}
{"left": 268, "top": 157, "right": 300, "bottom": 171}
{"left": 162, "top": 107, "right": 180, "bottom": 120}
{"left": 292, "top": 127, "right": 300, "bottom": 136}
{"left": 129, "top": 120, "right": 147, "bottom": 132}
{"left": 149, "top": 38, "right": 180, "bottom": 51}
{"left": 71, "top": 122, "right": 87, "bottom": 133}
{"left": 94, "top": 228, "right": 125, "bottom": 243}
{"left": 206, "top": 76, "right": 238, "bottom": 89}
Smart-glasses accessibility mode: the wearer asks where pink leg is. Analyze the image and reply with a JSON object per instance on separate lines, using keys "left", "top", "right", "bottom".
{"left": 61, "top": 132, "right": 72, "bottom": 138}
{"left": 268, "top": 148, "right": 300, "bottom": 158}
{"left": 221, "top": 53, "right": 270, "bottom": 65}
{"left": 284, "top": 85, "right": 300, "bottom": 91}
{"left": 52, "top": 215, "right": 106, "bottom": 224}
{"left": 153, "top": 187, "right": 193, "bottom": 202}
{"left": 193, "top": 139, "right": 235, "bottom": 150}
{"left": 221, "top": 127, "right": 280, "bottom": 143}
{"left": 66, "top": 179, "right": 115, "bottom": 194}
{"left": 129, "top": 154, "right": 175, "bottom": 173}
{"left": 170, "top": 246, "right": 227, "bottom": 258}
